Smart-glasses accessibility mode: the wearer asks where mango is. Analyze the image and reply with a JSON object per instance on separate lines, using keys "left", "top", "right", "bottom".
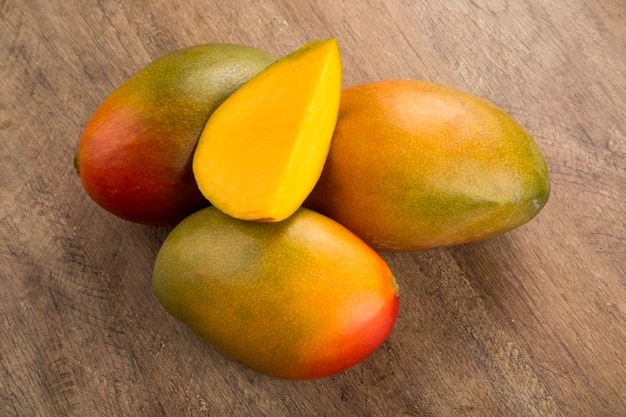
{"left": 152, "top": 206, "right": 399, "bottom": 380}
{"left": 306, "top": 80, "right": 550, "bottom": 251}
{"left": 192, "top": 39, "right": 342, "bottom": 222}
{"left": 75, "top": 44, "right": 276, "bottom": 226}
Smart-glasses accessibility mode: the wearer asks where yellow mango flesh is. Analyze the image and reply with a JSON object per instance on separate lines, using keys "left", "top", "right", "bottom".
{"left": 306, "top": 80, "right": 550, "bottom": 251}
{"left": 192, "top": 39, "right": 342, "bottom": 222}
{"left": 152, "top": 206, "right": 399, "bottom": 380}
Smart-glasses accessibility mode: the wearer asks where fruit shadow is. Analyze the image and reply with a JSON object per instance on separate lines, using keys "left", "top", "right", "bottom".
{"left": 372, "top": 234, "right": 541, "bottom": 395}
{"left": 380, "top": 231, "right": 534, "bottom": 322}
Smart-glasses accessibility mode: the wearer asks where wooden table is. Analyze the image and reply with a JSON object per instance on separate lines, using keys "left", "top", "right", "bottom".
{"left": 1, "top": 1, "right": 624, "bottom": 415}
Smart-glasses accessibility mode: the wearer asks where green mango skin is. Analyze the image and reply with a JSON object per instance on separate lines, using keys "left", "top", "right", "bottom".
{"left": 75, "top": 44, "right": 276, "bottom": 226}
{"left": 306, "top": 80, "right": 550, "bottom": 251}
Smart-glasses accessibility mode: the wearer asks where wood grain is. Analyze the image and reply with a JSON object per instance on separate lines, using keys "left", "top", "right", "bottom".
{"left": 1, "top": 0, "right": 624, "bottom": 416}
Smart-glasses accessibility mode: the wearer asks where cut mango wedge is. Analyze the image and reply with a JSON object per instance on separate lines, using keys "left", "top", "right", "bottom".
{"left": 192, "top": 39, "right": 342, "bottom": 222}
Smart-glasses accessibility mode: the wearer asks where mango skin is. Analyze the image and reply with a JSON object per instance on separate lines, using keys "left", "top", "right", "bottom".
{"left": 152, "top": 206, "right": 399, "bottom": 380}
{"left": 306, "top": 80, "right": 550, "bottom": 251}
{"left": 75, "top": 44, "right": 276, "bottom": 226}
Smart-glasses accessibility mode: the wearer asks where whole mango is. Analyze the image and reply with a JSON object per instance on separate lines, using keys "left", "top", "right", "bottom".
{"left": 152, "top": 206, "right": 399, "bottom": 380}
{"left": 75, "top": 44, "right": 276, "bottom": 226}
{"left": 306, "top": 80, "right": 550, "bottom": 251}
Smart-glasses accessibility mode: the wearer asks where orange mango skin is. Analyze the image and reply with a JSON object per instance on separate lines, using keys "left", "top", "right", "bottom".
{"left": 75, "top": 44, "right": 275, "bottom": 226}
{"left": 306, "top": 80, "right": 550, "bottom": 251}
{"left": 152, "top": 206, "right": 399, "bottom": 380}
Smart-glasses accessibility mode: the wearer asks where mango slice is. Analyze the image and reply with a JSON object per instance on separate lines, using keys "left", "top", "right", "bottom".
{"left": 192, "top": 39, "right": 342, "bottom": 222}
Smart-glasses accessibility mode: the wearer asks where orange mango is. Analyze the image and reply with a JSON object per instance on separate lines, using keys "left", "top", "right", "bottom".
{"left": 306, "top": 80, "right": 550, "bottom": 251}
{"left": 152, "top": 206, "right": 399, "bottom": 380}
{"left": 75, "top": 44, "right": 275, "bottom": 226}
{"left": 192, "top": 39, "right": 342, "bottom": 222}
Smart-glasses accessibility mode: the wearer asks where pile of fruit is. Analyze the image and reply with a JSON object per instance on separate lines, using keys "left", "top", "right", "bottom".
{"left": 74, "top": 39, "right": 550, "bottom": 380}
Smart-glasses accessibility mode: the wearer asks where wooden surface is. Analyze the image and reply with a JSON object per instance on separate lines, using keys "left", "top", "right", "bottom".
{"left": 1, "top": 1, "right": 624, "bottom": 416}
